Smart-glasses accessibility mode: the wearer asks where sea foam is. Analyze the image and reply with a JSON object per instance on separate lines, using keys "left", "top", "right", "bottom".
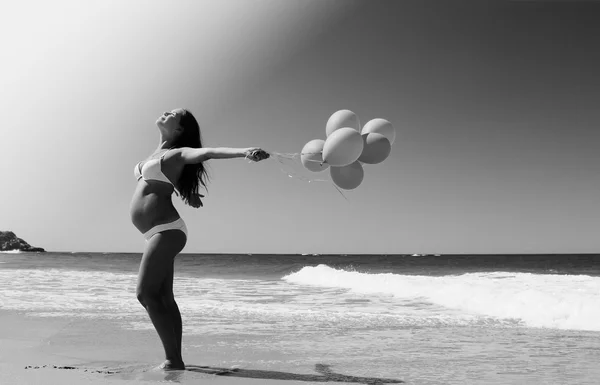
{"left": 4, "top": 263, "right": 600, "bottom": 334}
{"left": 282, "top": 264, "right": 600, "bottom": 331}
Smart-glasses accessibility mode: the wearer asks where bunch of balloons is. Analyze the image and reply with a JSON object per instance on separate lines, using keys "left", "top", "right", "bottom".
{"left": 300, "top": 110, "right": 395, "bottom": 190}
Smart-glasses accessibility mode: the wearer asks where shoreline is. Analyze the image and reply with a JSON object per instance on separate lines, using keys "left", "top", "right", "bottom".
{"left": 8, "top": 250, "right": 600, "bottom": 256}
{"left": 0, "top": 310, "right": 353, "bottom": 384}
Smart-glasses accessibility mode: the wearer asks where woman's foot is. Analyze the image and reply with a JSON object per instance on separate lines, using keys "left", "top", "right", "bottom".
{"left": 157, "top": 359, "right": 185, "bottom": 371}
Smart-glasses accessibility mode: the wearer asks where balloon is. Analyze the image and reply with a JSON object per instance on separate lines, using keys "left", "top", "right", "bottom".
{"left": 300, "top": 139, "right": 329, "bottom": 172}
{"left": 330, "top": 161, "right": 364, "bottom": 190}
{"left": 361, "top": 118, "right": 395, "bottom": 144}
{"left": 322, "top": 127, "right": 364, "bottom": 167}
{"left": 358, "top": 133, "right": 391, "bottom": 164}
{"left": 326, "top": 109, "right": 360, "bottom": 137}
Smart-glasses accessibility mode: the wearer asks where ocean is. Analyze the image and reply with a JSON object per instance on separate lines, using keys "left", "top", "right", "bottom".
{"left": 1, "top": 252, "right": 600, "bottom": 384}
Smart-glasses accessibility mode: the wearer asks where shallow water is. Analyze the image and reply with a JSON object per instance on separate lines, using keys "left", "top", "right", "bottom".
{"left": 2, "top": 252, "right": 600, "bottom": 384}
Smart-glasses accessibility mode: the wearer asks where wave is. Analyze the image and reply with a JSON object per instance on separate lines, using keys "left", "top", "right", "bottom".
{"left": 0, "top": 267, "right": 499, "bottom": 334}
{"left": 5, "top": 264, "right": 600, "bottom": 334}
{"left": 282, "top": 264, "right": 600, "bottom": 332}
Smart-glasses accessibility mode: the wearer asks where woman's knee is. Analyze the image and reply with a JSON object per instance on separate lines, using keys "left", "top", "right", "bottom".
{"left": 136, "top": 287, "right": 161, "bottom": 307}
{"left": 161, "top": 293, "right": 176, "bottom": 307}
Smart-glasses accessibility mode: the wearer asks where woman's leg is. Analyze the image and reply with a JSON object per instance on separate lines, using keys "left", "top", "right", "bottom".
{"left": 136, "top": 229, "right": 187, "bottom": 369}
{"left": 161, "top": 256, "right": 183, "bottom": 361}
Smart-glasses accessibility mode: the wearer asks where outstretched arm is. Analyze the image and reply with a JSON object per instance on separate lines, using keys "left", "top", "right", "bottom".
{"left": 179, "top": 147, "right": 269, "bottom": 164}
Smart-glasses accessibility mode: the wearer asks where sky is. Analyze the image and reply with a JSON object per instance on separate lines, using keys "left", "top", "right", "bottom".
{"left": 1, "top": 0, "right": 599, "bottom": 254}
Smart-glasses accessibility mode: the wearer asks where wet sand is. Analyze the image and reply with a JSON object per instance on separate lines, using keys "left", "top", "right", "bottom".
{"left": 0, "top": 310, "right": 399, "bottom": 384}
{"left": 0, "top": 311, "right": 299, "bottom": 384}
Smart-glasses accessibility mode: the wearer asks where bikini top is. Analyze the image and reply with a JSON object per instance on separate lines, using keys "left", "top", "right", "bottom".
{"left": 134, "top": 149, "right": 176, "bottom": 189}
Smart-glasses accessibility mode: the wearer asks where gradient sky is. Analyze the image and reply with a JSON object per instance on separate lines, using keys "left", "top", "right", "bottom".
{"left": 1, "top": 0, "right": 599, "bottom": 254}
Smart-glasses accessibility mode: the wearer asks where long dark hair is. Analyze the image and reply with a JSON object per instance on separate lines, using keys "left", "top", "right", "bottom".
{"left": 172, "top": 109, "right": 209, "bottom": 205}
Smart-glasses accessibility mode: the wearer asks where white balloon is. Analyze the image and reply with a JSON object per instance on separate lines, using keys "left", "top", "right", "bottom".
{"left": 361, "top": 118, "right": 395, "bottom": 144}
{"left": 326, "top": 109, "right": 360, "bottom": 137}
{"left": 300, "top": 139, "right": 329, "bottom": 172}
{"left": 322, "top": 127, "right": 364, "bottom": 167}
{"left": 358, "top": 133, "right": 391, "bottom": 164}
{"left": 330, "top": 161, "right": 364, "bottom": 190}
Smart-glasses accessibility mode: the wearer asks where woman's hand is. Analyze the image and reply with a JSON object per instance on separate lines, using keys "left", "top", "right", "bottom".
{"left": 245, "top": 148, "right": 270, "bottom": 162}
{"left": 189, "top": 193, "right": 204, "bottom": 208}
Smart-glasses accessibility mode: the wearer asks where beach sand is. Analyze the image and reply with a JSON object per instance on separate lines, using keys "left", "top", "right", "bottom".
{"left": 0, "top": 310, "right": 337, "bottom": 385}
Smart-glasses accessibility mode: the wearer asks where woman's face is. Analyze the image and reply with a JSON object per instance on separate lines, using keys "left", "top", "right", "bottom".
{"left": 156, "top": 108, "right": 185, "bottom": 136}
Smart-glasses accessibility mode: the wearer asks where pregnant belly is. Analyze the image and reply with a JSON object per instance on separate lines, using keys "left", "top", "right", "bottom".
{"left": 130, "top": 191, "right": 179, "bottom": 233}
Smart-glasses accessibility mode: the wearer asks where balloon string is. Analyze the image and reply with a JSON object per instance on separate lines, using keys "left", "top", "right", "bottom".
{"left": 331, "top": 183, "right": 349, "bottom": 201}
{"left": 268, "top": 151, "right": 329, "bottom": 183}
{"left": 268, "top": 151, "right": 324, "bottom": 164}
{"left": 264, "top": 151, "right": 349, "bottom": 200}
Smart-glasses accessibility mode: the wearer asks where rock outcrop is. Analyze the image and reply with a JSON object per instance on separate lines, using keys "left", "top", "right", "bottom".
{"left": 0, "top": 231, "right": 45, "bottom": 252}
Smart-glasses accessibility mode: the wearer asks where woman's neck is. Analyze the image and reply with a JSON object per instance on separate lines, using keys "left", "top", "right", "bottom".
{"left": 157, "top": 137, "right": 175, "bottom": 150}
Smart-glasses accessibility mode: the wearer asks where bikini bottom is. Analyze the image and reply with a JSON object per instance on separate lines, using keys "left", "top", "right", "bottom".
{"left": 143, "top": 218, "right": 188, "bottom": 241}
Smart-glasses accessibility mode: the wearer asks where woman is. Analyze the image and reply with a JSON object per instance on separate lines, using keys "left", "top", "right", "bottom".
{"left": 130, "top": 108, "right": 269, "bottom": 370}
